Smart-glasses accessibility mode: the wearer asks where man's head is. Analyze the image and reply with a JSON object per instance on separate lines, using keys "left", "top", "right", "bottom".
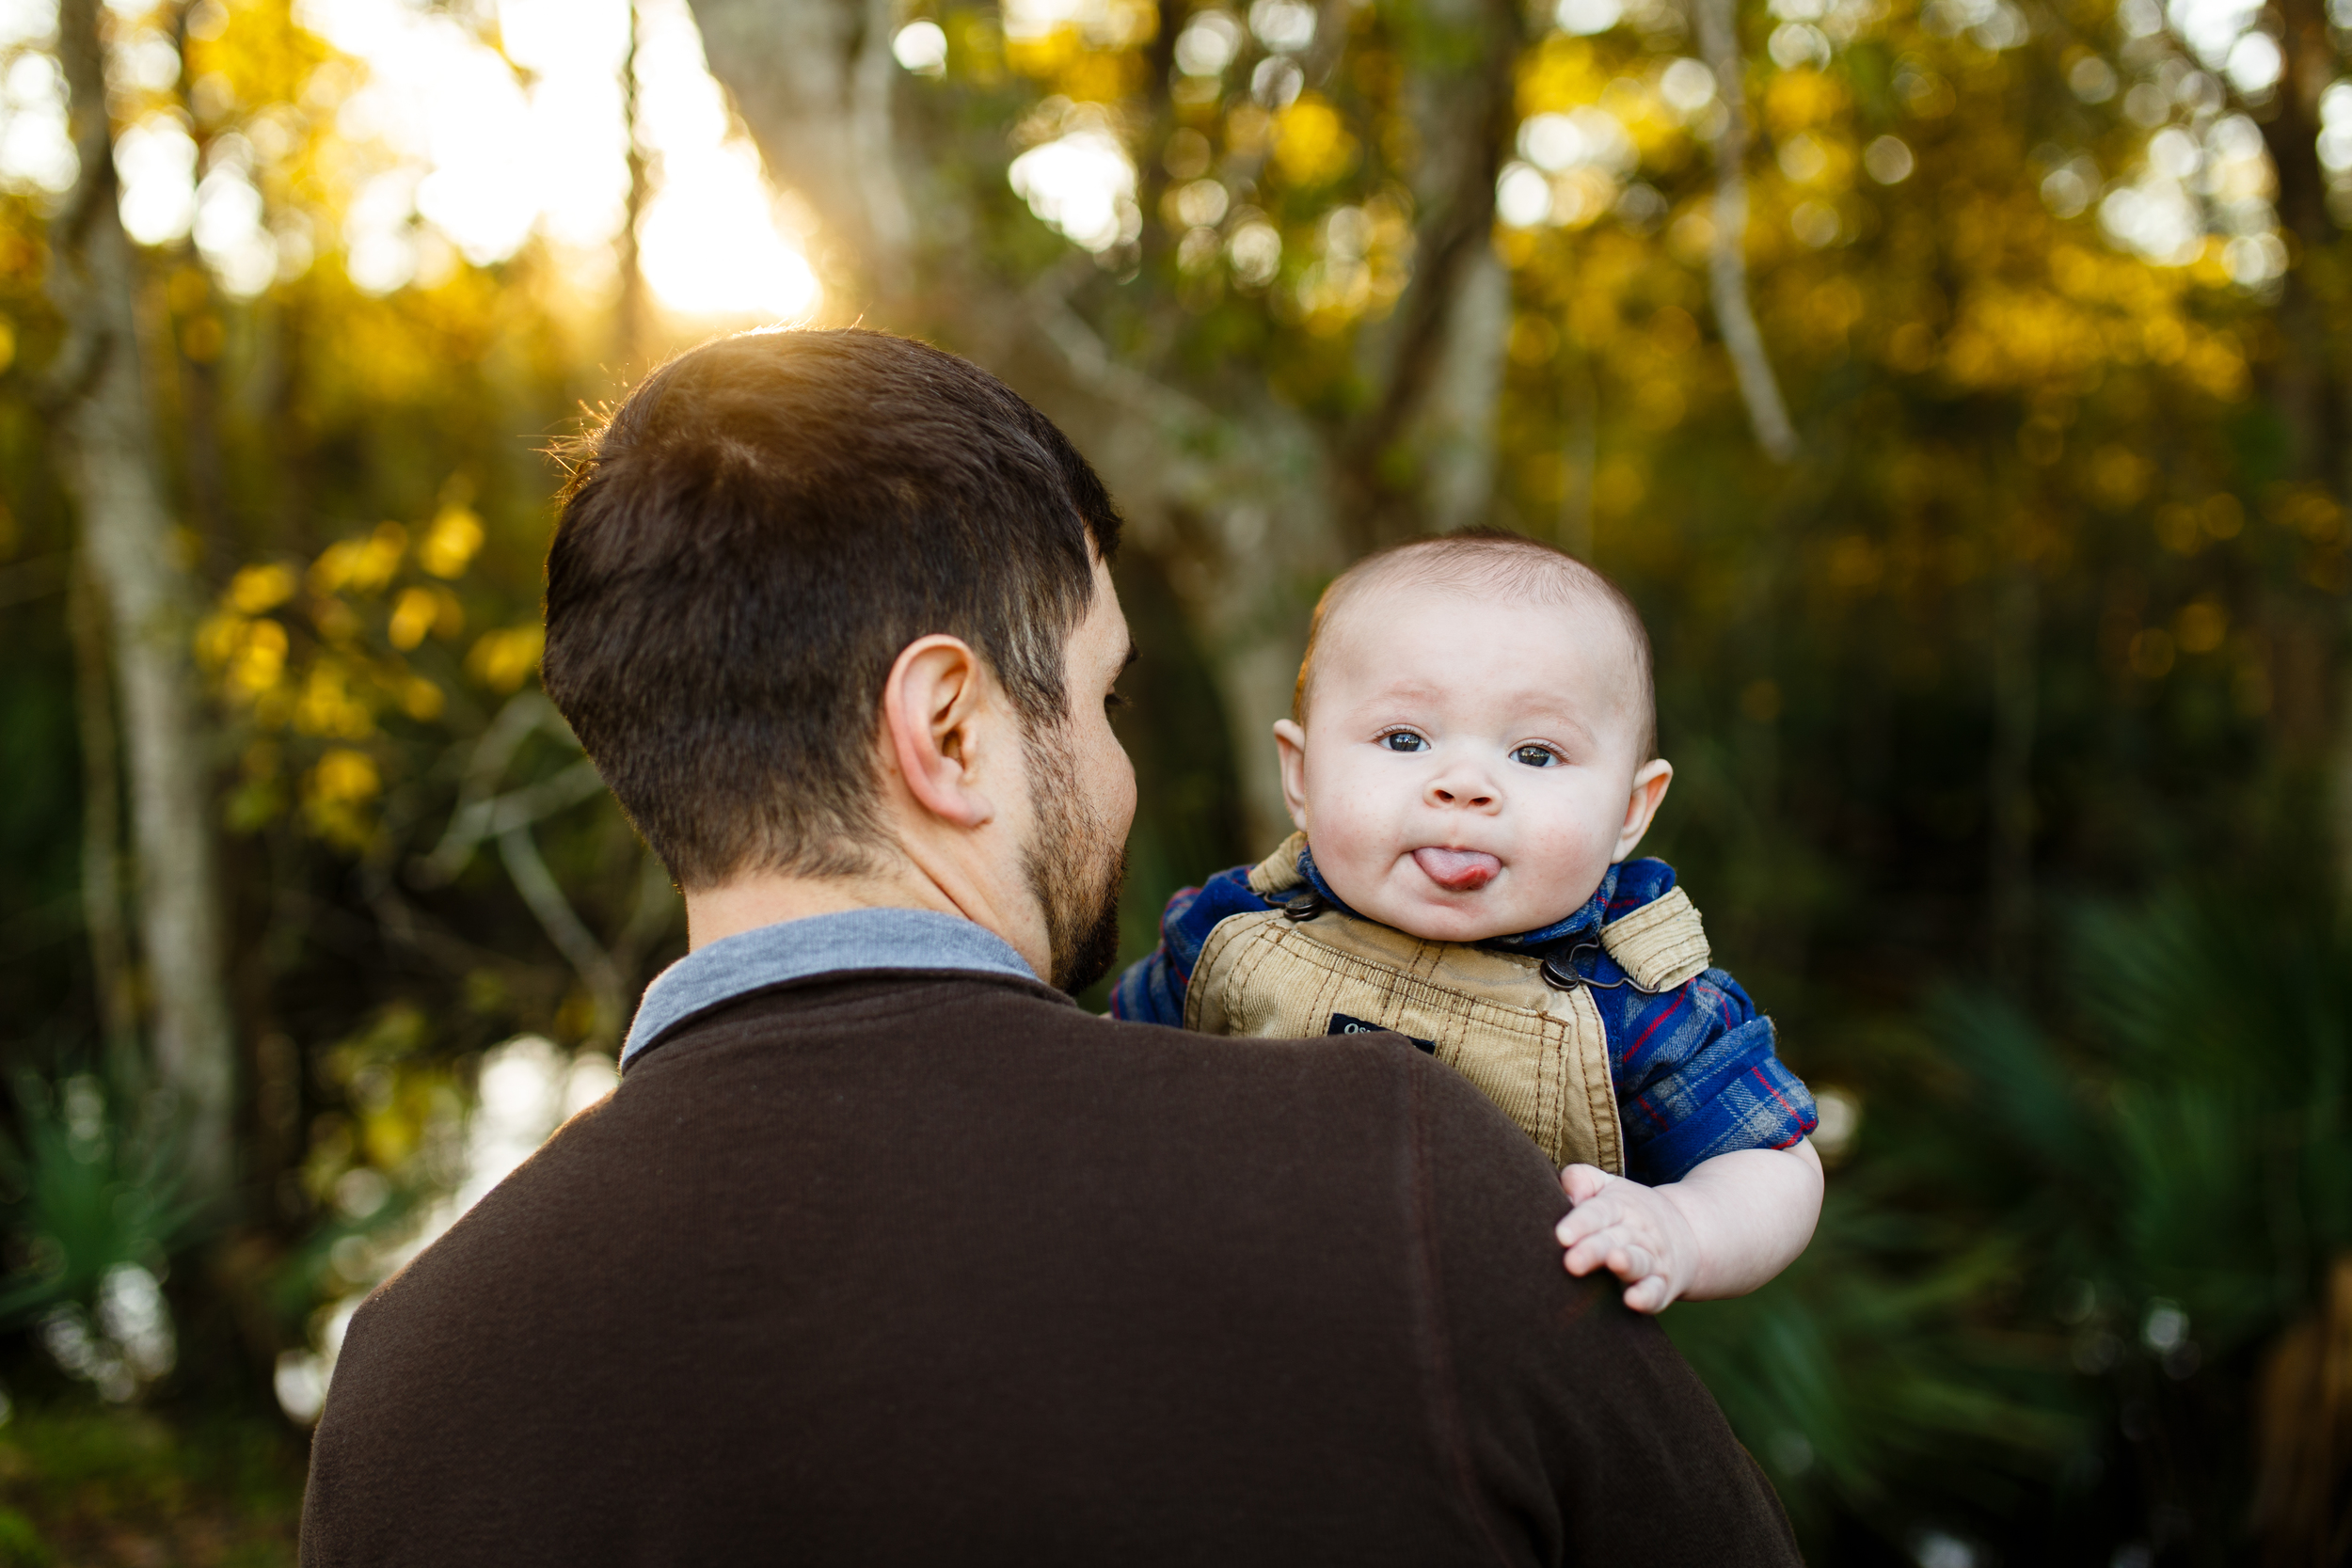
{"left": 1272, "top": 531, "right": 1670, "bottom": 944}
{"left": 543, "top": 328, "right": 1134, "bottom": 990}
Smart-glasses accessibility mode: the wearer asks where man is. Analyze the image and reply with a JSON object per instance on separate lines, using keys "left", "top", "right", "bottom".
{"left": 300, "top": 328, "right": 1799, "bottom": 1565}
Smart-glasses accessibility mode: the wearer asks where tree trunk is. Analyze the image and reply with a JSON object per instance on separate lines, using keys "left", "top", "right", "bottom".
{"left": 1417, "top": 242, "right": 1512, "bottom": 534}
{"left": 1988, "top": 558, "right": 2036, "bottom": 983}
{"left": 2254, "top": 0, "right": 2333, "bottom": 482}
{"left": 1331, "top": 0, "right": 1524, "bottom": 550}
{"left": 2256, "top": 0, "right": 2352, "bottom": 914}
{"left": 68, "top": 560, "right": 136, "bottom": 1058}
{"left": 48, "top": 0, "right": 235, "bottom": 1205}
{"left": 685, "top": 0, "right": 913, "bottom": 307}
{"left": 1557, "top": 332, "right": 1598, "bottom": 558}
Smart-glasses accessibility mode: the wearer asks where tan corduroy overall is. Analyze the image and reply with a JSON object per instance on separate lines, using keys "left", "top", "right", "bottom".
{"left": 1184, "top": 832, "right": 1713, "bottom": 1176}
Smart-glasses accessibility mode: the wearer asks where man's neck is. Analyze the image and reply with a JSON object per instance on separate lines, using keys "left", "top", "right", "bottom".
{"left": 683, "top": 865, "right": 966, "bottom": 952}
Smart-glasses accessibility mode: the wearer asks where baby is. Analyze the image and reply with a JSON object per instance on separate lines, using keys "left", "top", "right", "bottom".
{"left": 1113, "top": 532, "right": 1822, "bottom": 1312}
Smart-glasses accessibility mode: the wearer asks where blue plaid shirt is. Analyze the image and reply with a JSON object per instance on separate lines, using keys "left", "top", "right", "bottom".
{"left": 1111, "top": 851, "right": 1816, "bottom": 1185}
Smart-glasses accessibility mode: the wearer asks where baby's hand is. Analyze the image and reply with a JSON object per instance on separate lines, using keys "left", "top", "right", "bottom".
{"left": 1555, "top": 1164, "right": 1700, "bottom": 1314}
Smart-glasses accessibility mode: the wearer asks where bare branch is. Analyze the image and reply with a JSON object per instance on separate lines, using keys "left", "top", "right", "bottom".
{"left": 407, "top": 689, "right": 662, "bottom": 1043}
{"left": 412, "top": 693, "right": 576, "bottom": 885}
{"left": 497, "top": 825, "right": 628, "bottom": 1047}
{"left": 414, "top": 759, "right": 608, "bottom": 888}
{"left": 616, "top": 0, "right": 650, "bottom": 368}
{"left": 1692, "top": 0, "right": 1799, "bottom": 464}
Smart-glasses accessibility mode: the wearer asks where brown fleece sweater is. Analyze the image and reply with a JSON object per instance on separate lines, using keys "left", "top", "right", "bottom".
{"left": 299, "top": 968, "right": 1799, "bottom": 1566}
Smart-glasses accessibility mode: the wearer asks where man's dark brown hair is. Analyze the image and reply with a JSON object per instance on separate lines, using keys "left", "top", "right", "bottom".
{"left": 543, "top": 328, "right": 1122, "bottom": 889}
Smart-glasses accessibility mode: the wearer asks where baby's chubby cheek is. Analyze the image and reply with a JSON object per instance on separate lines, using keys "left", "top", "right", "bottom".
{"left": 1502, "top": 817, "right": 1616, "bottom": 918}
{"left": 1296, "top": 784, "right": 1401, "bottom": 902}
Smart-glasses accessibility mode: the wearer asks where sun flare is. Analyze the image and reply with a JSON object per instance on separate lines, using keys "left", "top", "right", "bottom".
{"left": 199, "top": 0, "right": 831, "bottom": 320}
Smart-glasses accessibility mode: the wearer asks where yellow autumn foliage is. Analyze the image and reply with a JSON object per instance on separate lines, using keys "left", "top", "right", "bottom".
{"left": 469, "top": 626, "right": 547, "bottom": 693}
{"left": 1518, "top": 36, "right": 1605, "bottom": 115}
{"left": 310, "top": 522, "right": 408, "bottom": 597}
{"left": 418, "top": 505, "right": 484, "bottom": 578}
{"left": 228, "top": 562, "right": 298, "bottom": 614}
{"left": 1273, "top": 95, "right": 1358, "bottom": 187}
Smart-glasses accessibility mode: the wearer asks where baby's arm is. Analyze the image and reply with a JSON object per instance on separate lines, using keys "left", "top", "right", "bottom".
{"left": 1554, "top": 1142, "right": 1823, "bottom": 1313}
{"left": 1107, "top": 864, "right": 1271, "bottom": 1024}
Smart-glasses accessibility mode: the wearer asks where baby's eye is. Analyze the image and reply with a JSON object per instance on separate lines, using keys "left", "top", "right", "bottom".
{"left": 1380, "top": 731, "right": 1428, "bottom": 753}
{"left": 1511, "top": 744, "right": 1559, "bottom": 768}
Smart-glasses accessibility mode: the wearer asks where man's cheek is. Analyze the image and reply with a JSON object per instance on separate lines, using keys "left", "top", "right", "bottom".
{"left": 1100, "top": 730, "right": 1138, "bottom": 832}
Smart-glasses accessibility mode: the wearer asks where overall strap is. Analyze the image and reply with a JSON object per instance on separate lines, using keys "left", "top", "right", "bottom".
{"left": 1246, "top": 831, "right": 1311, "bottom": 898}
{"left": 1598, "top": 889, "right": 1712, "bottom": 993}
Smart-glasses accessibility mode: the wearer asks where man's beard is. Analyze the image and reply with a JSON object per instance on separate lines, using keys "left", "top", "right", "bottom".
{"left": 1020, "top": 721, "right": 1128, "bottom": 994}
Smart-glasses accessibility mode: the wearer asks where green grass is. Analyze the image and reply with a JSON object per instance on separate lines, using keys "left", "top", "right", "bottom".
{"left": 0, "top": 1403, "right": 304, "bottom": 1567}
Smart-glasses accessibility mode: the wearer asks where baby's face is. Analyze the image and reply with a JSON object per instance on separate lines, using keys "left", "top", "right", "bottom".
{"left": 1274, "top": 583, "right": 1665, "bottom": 944}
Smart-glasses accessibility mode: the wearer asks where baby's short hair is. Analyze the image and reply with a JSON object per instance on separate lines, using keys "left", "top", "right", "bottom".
{"left": 1293, "top": 530, "right": 1657, "bottom": 759}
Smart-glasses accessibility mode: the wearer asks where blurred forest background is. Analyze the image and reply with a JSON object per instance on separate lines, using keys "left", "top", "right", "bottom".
{"left": 0, "top": 0, "right": 2346, "bottom": 1558}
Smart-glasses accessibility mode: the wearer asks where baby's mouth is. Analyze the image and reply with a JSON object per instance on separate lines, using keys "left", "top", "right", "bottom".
{"left": 1411, "top": 847, "right": 1502, "bottom": 892}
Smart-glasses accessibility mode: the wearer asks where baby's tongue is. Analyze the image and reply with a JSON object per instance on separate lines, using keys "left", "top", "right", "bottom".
{"left": 1412, "top": 847, "right": 1502, "bottom": 892}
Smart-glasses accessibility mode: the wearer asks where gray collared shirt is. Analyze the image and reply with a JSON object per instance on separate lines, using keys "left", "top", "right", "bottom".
{"left": 620, "top": 908, "right": 1042, "bottom": 1068}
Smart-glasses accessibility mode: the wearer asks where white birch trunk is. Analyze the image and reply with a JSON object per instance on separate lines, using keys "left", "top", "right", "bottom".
{"left": 50, "top": 0, "right": 235, "bottom": 1203}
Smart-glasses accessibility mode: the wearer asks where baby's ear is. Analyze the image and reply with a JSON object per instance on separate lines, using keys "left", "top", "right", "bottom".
{"left": 1613, "top": 758, "right": 1674, "bottom": 862}
{"left": 1272, "top": 720, "right": 1311, "bottom": 832}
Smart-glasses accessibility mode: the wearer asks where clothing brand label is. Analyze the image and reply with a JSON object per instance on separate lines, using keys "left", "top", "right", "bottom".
{"left": 1327, "top": 1014, "right": 1437, "bottom": 1055}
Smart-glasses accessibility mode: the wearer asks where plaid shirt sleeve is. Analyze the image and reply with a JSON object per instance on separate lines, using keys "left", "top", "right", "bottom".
{"left": 1562, "top": 864, "right": 1816, "bottom": 1184}
{"left": 1597, "top": 966, "right": 1816, "bottom": 1184}
{"left": 1108, "top": 865, "right": 1270, "bottom": 1025}
{"left": 1578, "top": 871, "right": 1816, "bottom": 1182}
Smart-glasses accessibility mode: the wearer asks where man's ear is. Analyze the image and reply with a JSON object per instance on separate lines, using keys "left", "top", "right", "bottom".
{"left": 1272, "top": 720, "right": 1311, "bottom": 832}
{"left": 882, "top": 635, "right": 997, "bottom": 830}
{"left": 1612, "top": 758, "right": 1674, "bottom": 863}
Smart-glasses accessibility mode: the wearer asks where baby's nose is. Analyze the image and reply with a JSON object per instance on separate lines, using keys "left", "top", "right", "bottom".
{"left": 1429, "top": 780, "right": 1497, "bottom": 809}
